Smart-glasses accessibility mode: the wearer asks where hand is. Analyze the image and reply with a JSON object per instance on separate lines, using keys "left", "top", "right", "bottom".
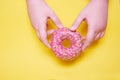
{"left": 27, "top": 0, "right": 63, "bottom": 48}
{"left": 70, "top": 0, "right": 108, "bottom": 51}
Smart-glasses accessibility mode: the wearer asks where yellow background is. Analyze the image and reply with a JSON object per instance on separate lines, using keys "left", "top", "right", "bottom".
{"left": 0, "top": 0, "right": 120, "bottom": 80}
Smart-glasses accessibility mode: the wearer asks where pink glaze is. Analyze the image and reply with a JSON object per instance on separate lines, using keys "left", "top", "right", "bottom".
{"left": 50, "top": 28, "right": 83, "bottom": 61}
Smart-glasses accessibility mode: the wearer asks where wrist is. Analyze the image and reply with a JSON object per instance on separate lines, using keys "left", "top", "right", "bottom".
{"left": 91, "top": 0, "right": 108, "bottom": 4}
{"left": 27, "top": 0, "right": 45, "bottom": 2}
{"left": 39, "top": 0, "right": 44, "bottom": 2}
{"left": 91, "top": 0, "right": 108, "bottom": 6}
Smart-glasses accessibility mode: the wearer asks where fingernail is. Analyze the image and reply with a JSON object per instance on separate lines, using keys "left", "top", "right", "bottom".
{"left": 70, "top": 26, "right": 75, "bottom": 31}
{"left": 57, "top": 24, "right": 63, "bottom": 28}
{"left": 82, "top": 47, "right": 85, "bottom": 52}
{"left": 44, "top": 43, "right": 51, "bottom": 49}
{"left": 82, "top": 45, "right": 87, "bottom": 52}
{"left": 48, "top": 44, "right": 51, "bottom": 49}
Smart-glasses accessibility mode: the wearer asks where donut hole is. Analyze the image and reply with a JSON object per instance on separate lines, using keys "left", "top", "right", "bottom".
{"left": 61, "top": 39, "right": 71, "bottom": 48}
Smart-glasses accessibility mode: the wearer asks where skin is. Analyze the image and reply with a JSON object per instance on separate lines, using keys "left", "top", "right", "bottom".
{"left": 27, "top": 0, "right": 63, "bottom": 48}
{"left": 27, "top": 0, "right": 108, "bottom": 51}
{"left": 70, "top": 0, "right": 108, "bottom": 51}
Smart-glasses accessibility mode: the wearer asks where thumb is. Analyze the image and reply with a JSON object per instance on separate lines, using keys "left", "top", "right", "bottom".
{"left": 70, "top": 13, "right": 85, "bottom": 31}
{"left": 50, "top": 12, "right": 63, "bottom": 28}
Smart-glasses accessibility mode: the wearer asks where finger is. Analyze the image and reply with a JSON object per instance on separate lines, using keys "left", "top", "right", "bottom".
{"left": 70, "top": 13, "right": 85, "bottom": 31}
{"left": 38, "top": 24, "right": 51, "bottom": 48}
{"left": 82, "top": 30, "right": 95, "bottom": 51}
{"left": 50, "top": 12, "right": 63, "bottom": 28}
{"left": 39, "top": 28, "right": 51, "bottom": 48}
{"left": 100, "top": 31, "right": 105, "bottom": 38}
{"left": 95, "top": 33, "right": 101, "bottom": 41}
{"left": 100, "top": 32, "right": 105, "bottom": 38}
{"left": 47, "top": 29, "right": 55, "bottom": 35}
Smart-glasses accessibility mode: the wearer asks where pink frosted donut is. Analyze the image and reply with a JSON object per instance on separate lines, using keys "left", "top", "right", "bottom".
{"left": 50, "top": 28, "right": 83, "bottom": 61}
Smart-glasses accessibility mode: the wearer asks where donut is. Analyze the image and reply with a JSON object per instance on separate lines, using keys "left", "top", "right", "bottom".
{"left": 50, "top": 28, "right": 83, "bottom": 61}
